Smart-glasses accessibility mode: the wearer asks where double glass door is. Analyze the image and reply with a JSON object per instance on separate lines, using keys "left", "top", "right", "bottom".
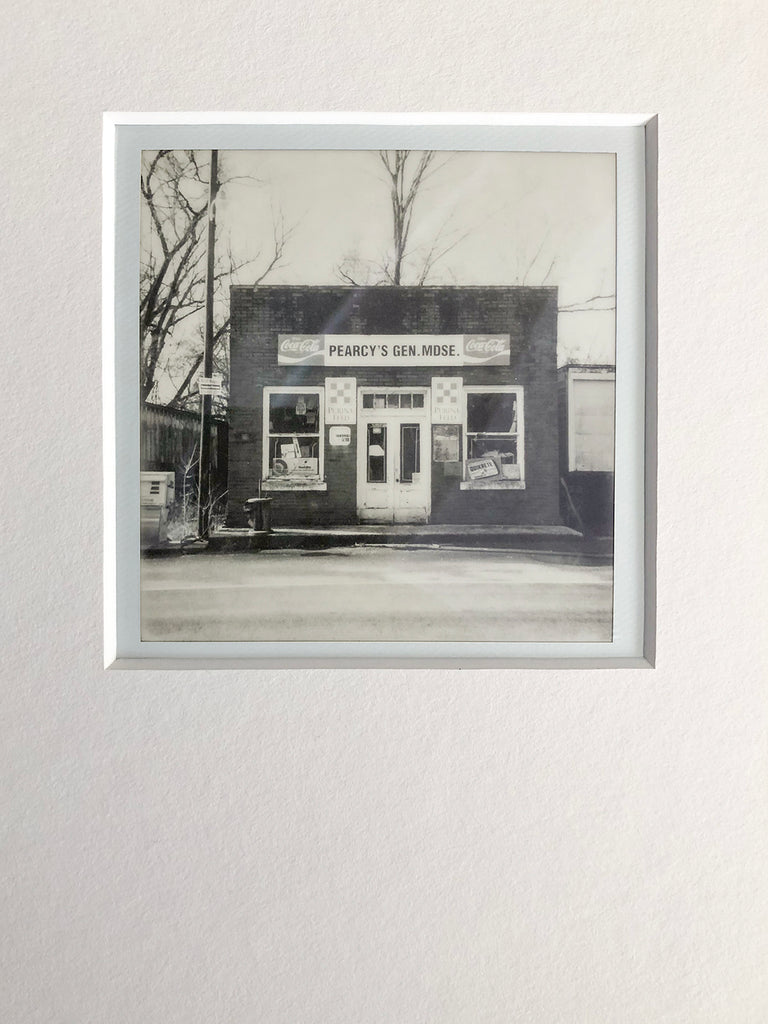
{"left": 356, "top": 392, "right": 430, "bottom": 523}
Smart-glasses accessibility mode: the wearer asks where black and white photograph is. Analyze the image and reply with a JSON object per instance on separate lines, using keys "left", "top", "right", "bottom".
{"left": 138, "top": 143, "right": 619, "bottom": 644}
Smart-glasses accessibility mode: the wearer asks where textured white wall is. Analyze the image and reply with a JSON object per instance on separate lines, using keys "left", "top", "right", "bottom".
{"left": 3, "top": 1, "right": 768, "bottom": 1021}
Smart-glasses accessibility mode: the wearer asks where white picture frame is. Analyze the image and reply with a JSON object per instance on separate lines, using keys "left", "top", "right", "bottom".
{"left": 104, "top": 113, "right": 657, "bottom": 668}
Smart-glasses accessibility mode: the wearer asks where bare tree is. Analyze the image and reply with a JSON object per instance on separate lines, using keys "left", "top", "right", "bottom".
{"left": 140, "top": 151, "right": 289, "bottom": 405}
{"left": 336, "top": 150, "right": 467, "bottom": 286}
{"left": 335, "top": 151, "right": 616, "bottom": 343}
{"left": 381, "top": 150, "right": 433, "bottom": 285}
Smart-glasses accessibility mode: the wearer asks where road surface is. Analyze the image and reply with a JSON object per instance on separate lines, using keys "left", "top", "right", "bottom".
{"left": 140, "top": 546, "right": 613, "bottom": 643}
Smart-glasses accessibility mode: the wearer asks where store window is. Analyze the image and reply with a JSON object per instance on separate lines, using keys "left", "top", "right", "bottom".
{"left": 461, "top": 386, "right": 525, "bottom": 489}
{"left": 262, "top": 388, "right": 326, "bottom": 489}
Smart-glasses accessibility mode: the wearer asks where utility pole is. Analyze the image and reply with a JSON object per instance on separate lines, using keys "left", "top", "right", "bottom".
{"left": 198, "top": 150, "right": 218, "bottom": 539}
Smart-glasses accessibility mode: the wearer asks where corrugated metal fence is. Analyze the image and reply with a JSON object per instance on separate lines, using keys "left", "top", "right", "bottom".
{"left": 141, "top": 403, "right": 229, "bottom": 502}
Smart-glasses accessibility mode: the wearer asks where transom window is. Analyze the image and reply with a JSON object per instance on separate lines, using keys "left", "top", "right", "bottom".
{"left": 362, "top": 392, "right": 425, "bottom": 410}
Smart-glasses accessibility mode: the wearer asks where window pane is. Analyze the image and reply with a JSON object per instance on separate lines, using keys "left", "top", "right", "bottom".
{"left": 269, "top": 434, "right": 319, "bottom": 477}
{"left": 373, "top": 394, "right": 386, "bottom": 409}
{"left": 367, "top": 424, "right": 387, "bottom": 482}
{"left": 269, "top": 392, "right": 319, "bottom": 433}
{"left": 412, "top": 393, "right": 424, "bottom": 408}
{"left": 400, "top": 424, "right": 420, "bottom": 482}
{"left": 387, "top": 393, "right": 399, "bottom": 408}
{"left": 467, "top": 392, "right": 516, "bottom": 433}
{"left": 467, "top": 436, "right": 517, "bottom": 461}
{"left": 400, "top": 393, "right": 412, "bottom": 408}
{"left": 362, "top": 394, "right": 374, "bottom": 408}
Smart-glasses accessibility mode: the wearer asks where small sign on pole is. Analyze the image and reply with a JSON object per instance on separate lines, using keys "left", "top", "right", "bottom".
{"left": 198, "top": 374, "right": 223, "bottom": 396}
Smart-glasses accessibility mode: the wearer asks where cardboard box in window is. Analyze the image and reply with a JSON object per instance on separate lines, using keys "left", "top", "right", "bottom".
{"left": 466, "top": 454, "right": 501, "bottom": 480}
{"left": 499, "top": 454, "right": 521, "bottom": 480}
{"left": 280, "top": 440, "right": 302, "bottom": 460}
{"left": 293, "top": 457, "right": 318, "bottom": 475}
{"left": 272, "top": 456, "right": 318, "bottom": 476}
{"left": 466, "top": 451, "right": 520, "bottom": 481}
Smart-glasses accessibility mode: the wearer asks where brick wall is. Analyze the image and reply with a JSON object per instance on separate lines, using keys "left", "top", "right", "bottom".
{"left": 227, "top": 286, "right": 560, "bottom": 527}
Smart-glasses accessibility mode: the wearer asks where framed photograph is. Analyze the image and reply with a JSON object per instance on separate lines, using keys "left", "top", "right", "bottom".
{"left": 104, "top": 113, "right": 656, "bottom": 668}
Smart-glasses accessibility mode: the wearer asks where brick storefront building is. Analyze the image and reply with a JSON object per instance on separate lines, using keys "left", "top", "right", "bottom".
{"left": 226, "top": 286, "right": 562, "bottom": 528}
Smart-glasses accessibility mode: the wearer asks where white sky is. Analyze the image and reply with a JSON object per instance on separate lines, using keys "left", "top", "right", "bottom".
{"left": 142, "top": 149, "right": 616, "bottom": 402}
{"left": 216, "top": 149, "right": 616, "bottom": 364}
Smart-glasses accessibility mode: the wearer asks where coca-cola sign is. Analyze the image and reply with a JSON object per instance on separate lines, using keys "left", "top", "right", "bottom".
{"left": 277, "top": 335, "right": 510, "bottom": 366}
{"left": 465, "top": 336, "right": 507, "bottom": 355}
{"left": 277, "top": 335, "right": 324, "bottom": 364}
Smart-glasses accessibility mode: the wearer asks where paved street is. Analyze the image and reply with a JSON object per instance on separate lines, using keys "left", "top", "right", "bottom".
{"left": 141, "top": 546, "right": 613, "bottom": 643}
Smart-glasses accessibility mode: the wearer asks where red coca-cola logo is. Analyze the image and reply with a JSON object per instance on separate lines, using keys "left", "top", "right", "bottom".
{"left": 279, "top": 336, "right": 320, "bottom": 353}
{"left": 465, "top": 336, "right": 506, "bottom": 354}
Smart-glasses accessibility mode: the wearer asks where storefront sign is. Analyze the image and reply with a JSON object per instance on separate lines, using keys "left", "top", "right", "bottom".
{"left": 278, "top": 334, "right": 510, "bottom": 367}
{"left": 329, "top": 426, "right": 351, "bottom": 446}
{"left": 324, "top": 377, "right": 357, "bottom": 424}
{"left": 431, "top": 376, "right": 463, "bottom": 423}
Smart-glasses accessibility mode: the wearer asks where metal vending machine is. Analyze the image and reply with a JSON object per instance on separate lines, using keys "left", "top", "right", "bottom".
{"left": 140, "top": 472, "right": 175, "bottom": 550}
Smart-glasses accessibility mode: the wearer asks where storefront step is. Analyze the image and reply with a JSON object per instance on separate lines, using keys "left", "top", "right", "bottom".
{"left": 270, "top": 525, "right": 583, "bottom": 550}
{"left": 207, "top": 524, "right": 612, "bottom": 558}
{"left": 206, "top": 529, "right": 271, "bottom": 552}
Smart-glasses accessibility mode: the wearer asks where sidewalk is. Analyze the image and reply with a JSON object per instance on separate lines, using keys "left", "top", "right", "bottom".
{"left": 206, "top": 523, "right": 613, "bottom": 561}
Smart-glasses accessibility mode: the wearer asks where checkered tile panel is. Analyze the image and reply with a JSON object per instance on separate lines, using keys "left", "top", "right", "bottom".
{"left": 431, "top": 377, "right": 463, "bottom": 422}
{"left": 324, "top": 377, "right": 357, "bottom": 424}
